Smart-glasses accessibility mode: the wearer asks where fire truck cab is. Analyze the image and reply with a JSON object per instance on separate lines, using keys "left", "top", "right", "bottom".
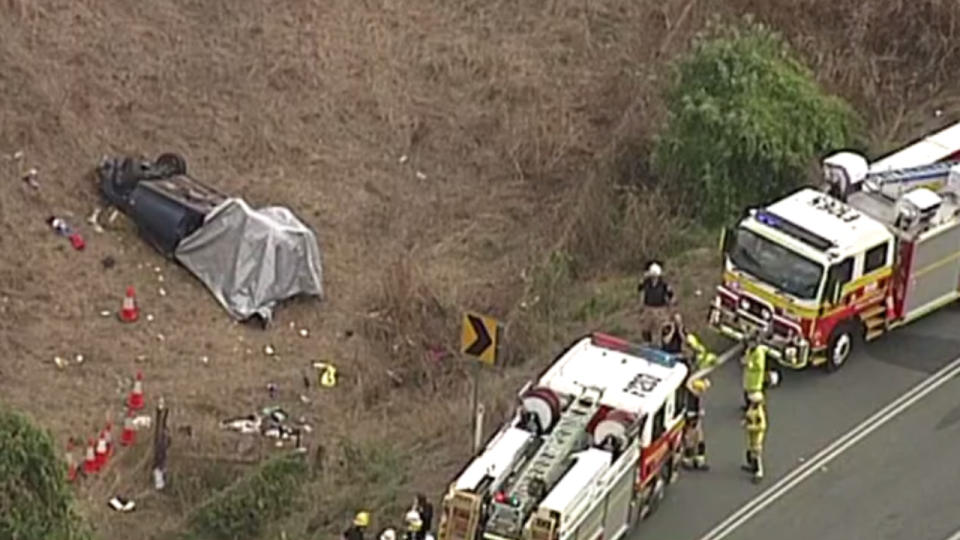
{"left": 710, "top": 121, "right": 960, "bottom": 371}
{"left": 437, "top": 333, "right": 689, "bottom": 540}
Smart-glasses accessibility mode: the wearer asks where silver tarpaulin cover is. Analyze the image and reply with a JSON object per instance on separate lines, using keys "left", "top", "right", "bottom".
{"left": 174, "top": 198, "right": 324, "bottom": 321}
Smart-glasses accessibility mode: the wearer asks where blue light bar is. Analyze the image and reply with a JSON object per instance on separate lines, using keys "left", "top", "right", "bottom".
{"left": 590, "top": 333, "right": 679, "bottom": 368}
{"left": 753, "top": 209, "right": 835, "bottom": 251}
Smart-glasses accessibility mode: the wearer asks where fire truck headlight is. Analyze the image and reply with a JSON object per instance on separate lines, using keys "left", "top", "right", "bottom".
{"left": 785, "top": 346, "right": 797, "bottom": 361}
{"left": 761, "top": 309, "right": 771, "bottom": 320}
{"left": 739, "top": 299, "right": 750, "bottom": 311}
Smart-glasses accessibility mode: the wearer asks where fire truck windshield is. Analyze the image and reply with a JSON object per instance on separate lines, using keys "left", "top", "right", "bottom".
{"left": 727, "top": 227, "right": 824, "bottom": 300}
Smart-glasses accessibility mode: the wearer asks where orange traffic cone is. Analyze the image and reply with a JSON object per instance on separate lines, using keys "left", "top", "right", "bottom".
{"left": 66, "top": 441, "right": 78, "bottom": 482}
{"left": 83, "top": 438, "right": 98, "bottom": 474}
{"left": 121, "top": 410, "right": 136, "bottom": 446}
{"left": 128, "top": 371, "right": 144, "bottom": 411}
{"left": 119, "top": 286, "right": 139, "bottom": 322}
{"left": 95, "top": 430, "right": 109, "bottom": 469}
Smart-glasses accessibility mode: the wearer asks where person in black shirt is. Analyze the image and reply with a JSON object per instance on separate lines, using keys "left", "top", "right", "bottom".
{"left": 659, "top": 313, "right": 685, "bottom": 354}
{"left": 414, "top": 494, "right": 433, "bottom": 540}
{"left": 343, "top": 512, "right": 370, "bottom": 540}
{"left": 639, "top": 262, "right": 675, "bottom": 343}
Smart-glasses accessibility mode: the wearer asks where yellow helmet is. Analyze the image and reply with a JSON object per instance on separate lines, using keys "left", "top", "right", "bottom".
{"left": 690, "top": 378, "right": 711, "bottom": 394}
{"left": 405, "top": 510, "right": 423, "bottom": 532}
{"left": 354, "top": 511, "right": 371, "bottom": 527}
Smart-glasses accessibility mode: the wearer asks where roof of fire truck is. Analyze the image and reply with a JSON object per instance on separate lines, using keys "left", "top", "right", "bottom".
{"left": 536, "top": 333, "right": 688, "bottom": 417}
{"left": 752, "top": 187, "right": 893, "bottom": 255}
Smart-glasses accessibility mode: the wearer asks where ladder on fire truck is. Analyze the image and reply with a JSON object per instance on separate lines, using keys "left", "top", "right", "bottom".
{"left": 863, "top": 160, "right": 960, "bottom": 199}
{"left": 509, "top": 386, "right": 603, "bottom": 501}
{"left": 486, "top": 385, "right": 605, "bottom": 537}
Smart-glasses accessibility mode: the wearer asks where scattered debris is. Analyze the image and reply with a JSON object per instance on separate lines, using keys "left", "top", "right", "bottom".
{"left": 22, "top": 167, "right": 39, "bottom": 189}
{"left": 132, "top": 415, "right": 152, "bottom": 429}
{"left": 146, "top": 314, "right": 155, "bottom": 322}
{"left": 399, "top": 154, "right": 409, "bottom": 164}
{"left": 156, "top": 333, "right": 165, "bottom": 342}
{"left": 101, "top": 256, "right": 116, "bottom": 269}
{"left": 107, "top": 209, "right": 120, "bottom": 224}
{"left": 154, "top": 266, "right": 162, "bottom": 274}
{"left": 220, "top": 406, "right": 309, "bottom": 444}
{"left": 201, "top": 355, "right": 209, "bottom": 365}
{"left": 299, "top": 394, "right": 310, "bottom": 404}
{"left": 108, "top": 496, "right": 135, "bottom": 512}
{"left": 100, "top": 310, "right": 112, "bottom": 317}
{"left": 157, "top": 274, "right": 165, "bottom": 283}
{"left": 47, "top": 216, "right": 85, "bottom": 250}
{"left": 75, "top": 354, "right": 84, "bottom": 364}
{"left": 54, "top": 356, "right": 66, "bottom": 369}
{"left": 263, "top": 344, "right": 275, "bottom": 356}
{"left": 87, "top": 208, "right": 104, "bottom": 233}
{"left": 415, "top": 171, "right": 427, "bottom": 180}
{"left": 158, "top": 287, "right": 167, "bottom": 297}
{"left": 298, "top": 328, "right": 309, "bottom": 338}
{"left": 267, "top": 383, "right": 278, "bottom": 399}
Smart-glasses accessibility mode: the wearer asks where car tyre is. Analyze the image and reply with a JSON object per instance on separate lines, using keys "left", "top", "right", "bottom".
{"left": 156, "top": 152, "right": 187, "bottom": 176}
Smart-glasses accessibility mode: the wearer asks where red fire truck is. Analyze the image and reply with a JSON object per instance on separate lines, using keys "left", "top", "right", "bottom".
{"left": 437, "top": 333, "right": 690, "bottom": 540}
{"left": 709, "top": 120, "right": 960, "bottom": 371}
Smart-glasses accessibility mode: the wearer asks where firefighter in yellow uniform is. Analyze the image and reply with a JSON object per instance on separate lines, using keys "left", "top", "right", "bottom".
{"left": 685, "top": 332, "right": 718, "bottom": 372}
{"left": 742, "top": 336, "right": 768, "bottom": 410}
{"left": 682, "top": 377, "right": 710, "bottom": 470}
{"left": 680, "top": 332, "right": 717, "bottom": 471}
{"left": 741, "top": 391, "right": 767, "bottom": 483}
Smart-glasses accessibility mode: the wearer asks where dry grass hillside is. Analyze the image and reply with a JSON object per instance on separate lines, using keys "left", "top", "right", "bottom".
{"left": 1, "top": 0, "right": 958, "bottom": 539}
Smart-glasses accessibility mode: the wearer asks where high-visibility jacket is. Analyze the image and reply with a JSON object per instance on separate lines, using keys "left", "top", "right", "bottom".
{"left": 743, "top": 344, "right": 767, "bottom": 393}
{"left": 685, "top": 333, "right": 718, "bottom": 371}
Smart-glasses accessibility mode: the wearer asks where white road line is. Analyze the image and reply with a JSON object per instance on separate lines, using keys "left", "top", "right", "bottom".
{"left": 697, "top": 355, "right": 960, "bottom": 540}
{"left": 943, "top": 528, "right": 960, "bottom": 540}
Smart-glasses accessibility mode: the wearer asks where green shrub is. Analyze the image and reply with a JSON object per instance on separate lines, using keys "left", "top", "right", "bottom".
{"left": 653, "top": 16, "right": 862, "bottom": 225}
{"left": 184, "top": 453, "right": 308, "bottom": 540}
{"left": 0, "top": 408, "right": 91, "bottom": 540}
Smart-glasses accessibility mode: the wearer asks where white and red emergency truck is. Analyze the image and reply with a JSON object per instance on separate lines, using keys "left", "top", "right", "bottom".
{"left": 709, "top": 120, "right": 960, "bottom": 371}
{"left": 436, "top": 333, "right": 689, "bottom": 540}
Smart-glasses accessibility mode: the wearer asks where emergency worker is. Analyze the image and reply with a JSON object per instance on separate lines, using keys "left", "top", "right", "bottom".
{"left": 403, "top": 510, "right": 423, "bottom": 540}
{"left": 682, "top": 377, "right": 710, "bottom": 470}
{"left": 412, "top": 494, "right": 433, "bottom": 540}
{"left": 638, "top": 262, "right": 675, "bottom": 343}
{"left": 741, "top": 391, "right": 767, "bottom": 483}
{"left": 378, "top": 528, "right": 398, "bottom": 540}
{"left": 741, "top": 333, "right": 768, "bottom": 410}
{"left": 344, "top": 512, "right": 371, "bottom": 540}
{"left": 659, "top": 314, "right": 685, "bottom": 354}
{"left": 685, "top": 332, "right": 718, "bottom": 372}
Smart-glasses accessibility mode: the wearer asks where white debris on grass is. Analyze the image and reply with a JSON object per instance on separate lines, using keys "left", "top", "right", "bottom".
{"left": 263, "top": 344, "right": 275, "bottom": 356}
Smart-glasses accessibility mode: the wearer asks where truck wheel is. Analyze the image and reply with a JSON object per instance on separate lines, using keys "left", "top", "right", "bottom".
{"left": 824, "top": 324, "right": 858, "bottom": 372}
{"left": 156, "top": 153, "right": 187, "bottom": 176}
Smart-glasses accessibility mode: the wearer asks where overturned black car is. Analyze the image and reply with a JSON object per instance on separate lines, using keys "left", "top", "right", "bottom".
{"left": 96, "top": 153, "right": 325, "bottom": 323}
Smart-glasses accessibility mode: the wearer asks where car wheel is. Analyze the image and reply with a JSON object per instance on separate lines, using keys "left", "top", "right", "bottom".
{"left": 824, "top": 324, "right": 857, "bottom": 372}
{"left": 156, "top": 153, "right": 187, "bottom": 176}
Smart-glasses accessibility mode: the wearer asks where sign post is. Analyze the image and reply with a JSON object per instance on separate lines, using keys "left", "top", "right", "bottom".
{"left": 461, "top": 311, "right": 501, "bottom": 453}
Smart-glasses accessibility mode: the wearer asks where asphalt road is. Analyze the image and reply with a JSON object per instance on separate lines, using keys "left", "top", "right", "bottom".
{"left": 634, "top": 304, "right": 960, "bottom": 540}
{"left": 724, "top": 365, "right": 960, "bottom": 540}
